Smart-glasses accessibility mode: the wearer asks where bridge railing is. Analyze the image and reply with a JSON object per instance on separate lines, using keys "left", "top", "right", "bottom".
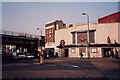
{"left": 1, "top": 30, "right": 39, "bottom": 38}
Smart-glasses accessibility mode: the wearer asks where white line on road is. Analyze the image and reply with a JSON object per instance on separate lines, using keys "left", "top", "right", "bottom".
{"left": 71, "top": 65, "right": 79, "bottom": 68}
{"left": 61, "top": 64, "right": 79, "bottom": 68}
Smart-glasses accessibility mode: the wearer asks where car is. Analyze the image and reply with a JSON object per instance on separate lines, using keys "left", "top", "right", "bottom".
{"left": 13, "top": 52, "right": 26, "bottom": 59}
{"left": 17, "top": 53, "right": 26, "bottom": 59}
{"left": 25, "top": 53, "right": 34, "bottom": 59}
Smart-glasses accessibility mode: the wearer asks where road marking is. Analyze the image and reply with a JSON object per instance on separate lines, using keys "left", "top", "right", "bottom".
{"left": 71, "top": 65, "right": 78, "bottom": 68}
{"left": 61, "top": 64, "right": 79, "bottom": 68}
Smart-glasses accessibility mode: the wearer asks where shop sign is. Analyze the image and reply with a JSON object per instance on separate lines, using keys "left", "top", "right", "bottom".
{"left": 77, "top": 33, "right": 87, "bottom": 43}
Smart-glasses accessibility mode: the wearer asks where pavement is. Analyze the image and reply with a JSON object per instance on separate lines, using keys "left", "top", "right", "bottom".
{"left": 2, "top": 58, "right": 120, "bottom": 80}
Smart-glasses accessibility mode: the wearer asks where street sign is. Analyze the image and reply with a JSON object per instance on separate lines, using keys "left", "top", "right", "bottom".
{"left": 60, "top": 40, "right": 65, "bottom": 45}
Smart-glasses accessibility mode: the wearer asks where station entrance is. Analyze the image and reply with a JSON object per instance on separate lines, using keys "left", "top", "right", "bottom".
{"left": 102, "top": 48, "right": 113, "bottom": 57}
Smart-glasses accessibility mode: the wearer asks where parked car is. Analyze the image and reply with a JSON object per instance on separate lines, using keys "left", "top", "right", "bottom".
{"left": 25, "top": 53, "right": 34, "bottom": 59}
{"left": 13, "top": 52, "right": 26, "bottom": 59}
{"left": 17, "top": 53, "right": 26, "bottom": 59}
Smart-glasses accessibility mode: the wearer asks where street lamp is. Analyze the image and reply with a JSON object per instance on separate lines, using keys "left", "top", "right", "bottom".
{"left": 37, "top": 27, "right": 42, "bottom": 39}
{"left": 82, "top": 12, "right": 90, "bottom": 59}
{"left": 37, "top": 27, "right": 43, "bottom": 63}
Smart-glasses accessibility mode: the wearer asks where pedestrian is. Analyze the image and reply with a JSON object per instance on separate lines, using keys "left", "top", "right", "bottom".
{"left": 55, "top": 52, "right": 58, "bottom": 58}
{"left": 79, "top": 51, "right": 83, "bottom": 59}
{"left": 115, "top": 49, "right": 119, "bottom": 59}
{"left": 110, "top": 49, "right": 114, "bottom": 59}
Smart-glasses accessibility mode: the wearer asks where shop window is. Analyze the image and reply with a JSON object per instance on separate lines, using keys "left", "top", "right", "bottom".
{"left": 71, "top": 48, "right": 76, "bottom": 53}
{"left": 79, "top": 47, "right": 86, "bottom": 53}
{"left": 91, "top": 47, "right": 98, "bottom": 53}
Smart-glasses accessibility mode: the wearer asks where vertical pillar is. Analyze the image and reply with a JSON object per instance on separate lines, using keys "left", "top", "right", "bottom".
{"left": 75, "top": 32, "right": 77, "bottom": 44}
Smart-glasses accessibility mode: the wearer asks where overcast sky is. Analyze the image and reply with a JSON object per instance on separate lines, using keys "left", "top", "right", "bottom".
{"left": 1, "top": 0, "right": 120, "bottom": 2}
{"left": 2, "top": 2, "right": 119, "bottom": 35}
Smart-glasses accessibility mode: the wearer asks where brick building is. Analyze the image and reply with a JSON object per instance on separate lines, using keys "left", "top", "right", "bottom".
{"left": 45, "top": 20, "right": 66, "bottom": 57}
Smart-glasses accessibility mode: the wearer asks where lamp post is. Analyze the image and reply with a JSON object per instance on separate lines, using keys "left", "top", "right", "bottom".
{"left": 37, "top": 27, "right": 42, "bottom": 39}
{"left": 37, "top": 27, "right": 43, "bottom": 63}
{"left": 82, "top": 12, "right": 90, "bottom": 59}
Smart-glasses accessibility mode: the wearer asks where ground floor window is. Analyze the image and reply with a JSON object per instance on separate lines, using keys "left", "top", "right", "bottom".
{"left": 91, "top": 47, "right": 98, "bottom": 53}
{"left": 71, "top": 48, "right": 76, "bottom": 53}
{"left": 79, "top": 47, "right": 86, "bottom": 53}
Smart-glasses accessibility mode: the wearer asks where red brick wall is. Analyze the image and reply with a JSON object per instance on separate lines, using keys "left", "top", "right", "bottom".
{"left": 45, "top": 20, "right": 64, "bottom": 43}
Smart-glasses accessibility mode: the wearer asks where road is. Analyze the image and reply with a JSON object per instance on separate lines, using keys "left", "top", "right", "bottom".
{"left": 2, "top": 58, "right": 120, "bottom": 80}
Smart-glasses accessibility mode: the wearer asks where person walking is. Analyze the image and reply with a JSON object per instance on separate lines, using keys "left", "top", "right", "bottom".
{"left": 110, "top": 49, "right": 114, "bottom": 59}
{"left": 79, "top": 51, "right": 83, "bottom": 59}
{"left": 115, "top": 49, "right": 119, "bottom": 59}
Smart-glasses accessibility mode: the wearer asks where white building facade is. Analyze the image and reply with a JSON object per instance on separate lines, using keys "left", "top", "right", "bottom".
{"left": 55, "top": 22, "right": 120, "bottom": 58}
{"left": 45, "top": 12, "right": 120, "bottom": 58}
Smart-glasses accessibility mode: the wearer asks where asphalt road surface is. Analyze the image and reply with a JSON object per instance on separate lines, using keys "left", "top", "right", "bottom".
{"left": 2, "top": 58, "right": 120, "bottom": 80}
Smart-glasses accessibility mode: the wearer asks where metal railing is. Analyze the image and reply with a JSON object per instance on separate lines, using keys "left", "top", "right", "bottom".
{"left": 1, "top": 30, "right": 39, "bottom": 38}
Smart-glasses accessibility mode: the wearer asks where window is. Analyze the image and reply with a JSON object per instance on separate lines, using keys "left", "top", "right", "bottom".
{"left": 49, "top": 30, "right": 51, "bottom": 34}
{"left": 89, "top": 31, "right": 95, "bottom": 43}
{"left": 91, "top": 47, "right": 97, "bottom": 53}
{"left": 71, "top": 48, "right": 76, "bottom": 53}
{"left": 79, "top": 47, "right": 86, "bottom": 53}
{"left": 49, "top": 35, "right": 51, "bottom": 37}
{"left": 51, "top": 29, "right": 52, "bottom": 33}
{"left": 47, "top": 31, "right": 49, "bottom": 34}
{"left": 46, "top": 29, "right": 49, "bottom": 34}
{"left": 72, "top": 33, "right": 75, "bottom": 44}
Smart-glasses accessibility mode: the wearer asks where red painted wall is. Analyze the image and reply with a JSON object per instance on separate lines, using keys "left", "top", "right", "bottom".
{"left": 98, "top": 11, "right": 120, "bottom": 23}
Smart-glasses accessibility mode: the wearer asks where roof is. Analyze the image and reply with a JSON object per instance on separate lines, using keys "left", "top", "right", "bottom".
{"left": 45, "top": 20, "right": 63, "bottom": 25}
{"left": 98, "top": 11, "right": 120, "bottom": 23}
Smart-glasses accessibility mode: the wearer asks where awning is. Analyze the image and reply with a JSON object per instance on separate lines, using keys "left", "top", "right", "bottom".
{"left": 71, "top": 29, "right": 96, "bottom": 34}
{"left": 57, "top": 43, "right": 120, "bottom": 48}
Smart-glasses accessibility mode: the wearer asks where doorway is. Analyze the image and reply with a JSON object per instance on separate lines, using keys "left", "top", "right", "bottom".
{"left": 102, "top": 48, "right": 113, "bottom": 57}
{"left": 64, "top": 49, "right": 69, "bottom": 57}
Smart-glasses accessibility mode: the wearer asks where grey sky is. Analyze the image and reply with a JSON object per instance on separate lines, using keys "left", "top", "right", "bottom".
{"left": 2, "top": 2, "right": 119, "bottom": 35}
{"left": 2, "top": 0, "right": 120, "bottom": 2}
